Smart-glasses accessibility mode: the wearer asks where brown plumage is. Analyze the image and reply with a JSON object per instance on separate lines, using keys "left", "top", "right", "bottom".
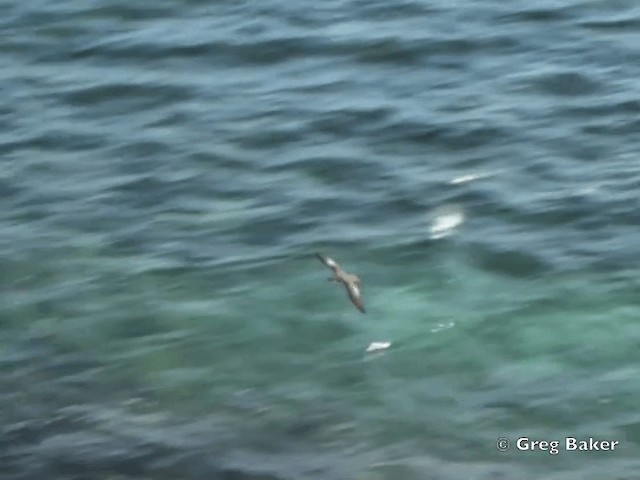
{"left": 315, "top": 253, "right": 365, "bottom": 313}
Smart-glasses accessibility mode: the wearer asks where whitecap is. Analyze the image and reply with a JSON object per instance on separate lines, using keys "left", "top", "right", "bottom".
{"left": 366, "top": 341, "right": 391, "bottom": 353}
{"left": 429, "top": 205, "right": 465, "bottom": 239}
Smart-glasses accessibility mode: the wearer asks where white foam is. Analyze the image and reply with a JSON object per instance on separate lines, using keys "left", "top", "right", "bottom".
{"left": 430, "top": 321, "right": 455, "bottom": 333}
{"left": 366, "top": 341, "right": 391, "bottom": 352}
{"left": 429, "top": 205, "right": 465, "bottom": 239}
{"left": 449, "top": 170, "right": 500, "bottom": 185}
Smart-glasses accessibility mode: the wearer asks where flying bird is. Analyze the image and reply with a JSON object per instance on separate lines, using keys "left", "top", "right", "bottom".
{"left": 315, "top": 253, "right": 365, "bottom": 313}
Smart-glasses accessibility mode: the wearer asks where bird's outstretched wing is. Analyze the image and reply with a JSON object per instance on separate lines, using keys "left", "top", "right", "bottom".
{"left": 345, "top": 282, "right": 366, "bottom": 313}
{"left": 315, "top": 253, "right": 339, "bottom": 272}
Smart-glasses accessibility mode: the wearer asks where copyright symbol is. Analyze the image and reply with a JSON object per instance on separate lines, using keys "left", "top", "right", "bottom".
{"left": 497, "top": 437, "right": 510, "bottom": 452}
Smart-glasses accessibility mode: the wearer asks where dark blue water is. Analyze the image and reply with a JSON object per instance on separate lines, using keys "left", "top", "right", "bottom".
{"left": 2, "top": 1, "right": 640, "bottom": 478}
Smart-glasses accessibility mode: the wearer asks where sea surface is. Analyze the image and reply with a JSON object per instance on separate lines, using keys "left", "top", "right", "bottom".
{"left": 2, "top": 0, "right": 640, "bottom": 479}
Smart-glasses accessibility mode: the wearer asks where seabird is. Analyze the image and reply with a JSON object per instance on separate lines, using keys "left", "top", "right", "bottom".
{"left": 315, "top": 253, "right": 365, "bottom": 313}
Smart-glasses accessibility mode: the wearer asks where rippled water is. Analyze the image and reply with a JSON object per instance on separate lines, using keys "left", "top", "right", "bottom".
{"left": 2, "top": 0, "right": 640, "bottom": 479}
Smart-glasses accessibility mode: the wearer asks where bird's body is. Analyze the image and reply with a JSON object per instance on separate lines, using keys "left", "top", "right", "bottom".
{"left": 315, "top": 253, "right": 365, "bottom": 313}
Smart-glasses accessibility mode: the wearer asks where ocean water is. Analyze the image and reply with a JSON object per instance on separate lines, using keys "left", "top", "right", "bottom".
{"left": 2, "top": 0, "right": 640, "bottom": 478}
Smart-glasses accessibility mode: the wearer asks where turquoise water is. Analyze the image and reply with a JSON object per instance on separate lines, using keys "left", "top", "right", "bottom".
{"left": 2, "top": 1, "right": 640, "bottom": 478}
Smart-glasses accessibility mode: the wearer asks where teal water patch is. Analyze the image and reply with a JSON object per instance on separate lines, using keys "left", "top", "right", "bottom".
{"left": 4, "top": 232, "right": 640, "bottom": 479}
